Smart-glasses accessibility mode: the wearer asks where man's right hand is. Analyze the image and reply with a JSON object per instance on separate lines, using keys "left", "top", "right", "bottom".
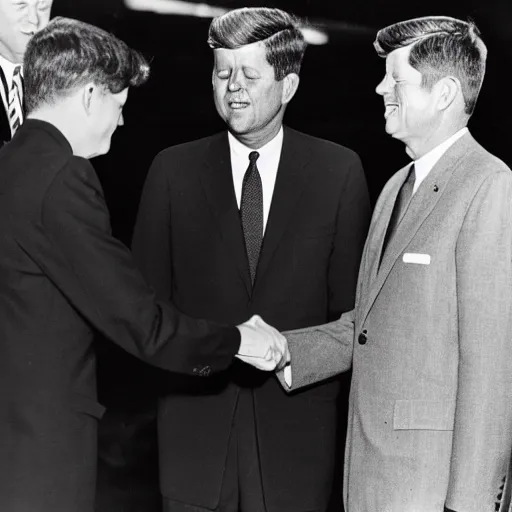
{"left": 236, "top": 315, "right": 290, "bottom": 371}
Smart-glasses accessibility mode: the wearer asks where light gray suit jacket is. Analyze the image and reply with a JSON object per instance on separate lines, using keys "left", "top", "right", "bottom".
{"left": 279, "top": 132, "right": 512, "bottom": 512}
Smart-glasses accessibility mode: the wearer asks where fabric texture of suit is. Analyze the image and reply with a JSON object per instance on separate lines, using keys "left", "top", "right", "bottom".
{"left": 279, "top": 132, "right": 512, "bottom": 512}
{"left": 0, "top": 98, "right": 9, "bottom": 146}
{"left": 0, "top": 120, "right": 241, "bottom": 512}
{"left": 132, "top": 126, "right": 371, "bottom": 512}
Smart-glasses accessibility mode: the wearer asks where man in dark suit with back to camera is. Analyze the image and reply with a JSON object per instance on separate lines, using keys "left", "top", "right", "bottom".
{"left": 0, "top": 0, "right": 53, "bottom": 146}
{"left": 0, "top": 16, "right": 288, "bottom": 512}
{"left": 132, "top": 7, "right": 371, "bottom": 512}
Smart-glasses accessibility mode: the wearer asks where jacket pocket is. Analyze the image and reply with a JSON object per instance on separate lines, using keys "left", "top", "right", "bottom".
{"left": 393, "top": 399, "right": 455, "bottom": 430}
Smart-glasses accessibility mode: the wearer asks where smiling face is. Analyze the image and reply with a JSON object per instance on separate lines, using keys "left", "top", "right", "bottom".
{"left": 212, "top": 41, "right": 293, "bottom": 148}
{"left": 376, "top": 45, "right": 441, "bottom": 155}
{"left": 0, "top": 0, "right": 52, "bottom": 63}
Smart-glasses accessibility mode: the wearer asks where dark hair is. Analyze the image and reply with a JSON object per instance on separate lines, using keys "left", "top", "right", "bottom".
{"left": 24, "top": 17, "right": 150, "bottom": 114}
{"left": 374, "top": 16, "right": 487, "bottom": 116}
{"left": 207, "top": 7, "right": 307, "bottom": 81}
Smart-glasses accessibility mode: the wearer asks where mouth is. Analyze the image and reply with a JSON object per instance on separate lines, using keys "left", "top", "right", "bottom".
{"left": 20, "top": 30, "right": 36, "bottom": 36}
{"left": 384, "top": 102, "right": 399, "bottom": 118}
{"left": 228, "top": 100, "right": 250, "bottom": 110}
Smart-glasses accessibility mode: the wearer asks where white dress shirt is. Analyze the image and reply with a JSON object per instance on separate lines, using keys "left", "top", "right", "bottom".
{"left": 412, "top": 127, "right": 468, "bottom": 194}
{"left": 228, "top": 127, "right": 283, "bottom": 233}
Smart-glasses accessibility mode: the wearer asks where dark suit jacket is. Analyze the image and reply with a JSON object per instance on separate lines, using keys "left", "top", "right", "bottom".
{"left": 132, "top": 127, "right": 371, "bottom": 512}
{"left": 0, "top": 89, "right": 11, "bottom": 146}
{"left": 0, "top": 120, "right": 240, "bottom": 512}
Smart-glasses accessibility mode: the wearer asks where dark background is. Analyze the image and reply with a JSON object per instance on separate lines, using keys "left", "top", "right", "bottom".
{"left": 49, "top": 1, "right": 512, "bottom": 510}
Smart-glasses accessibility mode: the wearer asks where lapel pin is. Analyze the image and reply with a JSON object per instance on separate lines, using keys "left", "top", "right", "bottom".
{"left": 433, "top": 185, "right": 439, "bottom": 192}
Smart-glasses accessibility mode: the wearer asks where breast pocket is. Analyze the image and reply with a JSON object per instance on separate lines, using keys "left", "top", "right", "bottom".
{"left": 291, "top": 226, "right": 335, "bottom": 274}
{"left": 292, "top": 224, "right": 336, "bottom": 239}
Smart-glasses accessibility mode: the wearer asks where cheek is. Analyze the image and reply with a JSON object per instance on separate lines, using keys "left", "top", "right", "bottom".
{"left": 39, "top": 12, "right": 51, "bottom": 26}
{"left": 212, "top": 83, "right": 226, "bottom": 105}
{"left": 252, "top": 84, "right": 281, "bottom": 110}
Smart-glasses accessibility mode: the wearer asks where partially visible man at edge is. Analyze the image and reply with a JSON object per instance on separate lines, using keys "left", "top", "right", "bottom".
{"left": 0, "top": 16, "right": 289, "bottom": 512}
{"left": 277, "top": 15, "right": 512, "bottom": 512}
{"left": 0, "top": 0, "right": 53, "bottom": 146}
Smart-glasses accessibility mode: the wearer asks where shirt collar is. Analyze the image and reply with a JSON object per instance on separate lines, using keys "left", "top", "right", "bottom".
{"left": 0, "top": 54, "right": 23, "bottom": 82}
{"left": 413, "top": 127, "right": 468, "bottom": 183}
{"left": 228, "top": 126, "right": 284, "bottom": 163}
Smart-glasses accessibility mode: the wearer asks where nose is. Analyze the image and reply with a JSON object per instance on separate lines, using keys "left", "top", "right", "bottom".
{"left": 375, "top": 75, "right": 391, "bottom": 96}
{"left": 228, "top": 69, "right": 244, "bottom": 92}
{"left": 118, "top": 113, "right": 124, "bottom": 126}
{"left": 26, "top": 5, "right": 40, "bottom": 27}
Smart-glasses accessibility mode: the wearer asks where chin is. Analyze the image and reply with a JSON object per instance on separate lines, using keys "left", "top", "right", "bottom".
{"left": 227, "top": 122, "right": 250, "bottom": 136}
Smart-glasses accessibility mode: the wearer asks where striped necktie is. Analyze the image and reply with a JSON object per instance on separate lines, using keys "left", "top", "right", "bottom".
{"left": 8, "top": 66, "right": 23, "bottom": 136}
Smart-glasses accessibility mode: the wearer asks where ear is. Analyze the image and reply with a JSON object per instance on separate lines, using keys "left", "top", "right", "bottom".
{"left": 436, "top": 76, "right": 460, "bottom": 111}
{"left": 82, "top": 82, "right": 96, "bottom": 114}
{"left": 281, "top": 73, "right": 300, "bottom": 105}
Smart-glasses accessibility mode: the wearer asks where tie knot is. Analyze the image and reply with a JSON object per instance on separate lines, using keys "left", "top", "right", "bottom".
{"left": 249, "top": 151, "right": 259, "bottom": 164}
{"left": 13, "top": 66, "right": 21, "bottom": 77}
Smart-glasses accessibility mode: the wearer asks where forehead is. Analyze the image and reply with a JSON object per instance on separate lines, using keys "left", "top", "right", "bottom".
{"left": 386, "top": 45, "right": 413, "bottom": 72}
{"left": 1, "top": 0, "right": 51, "bottom": 7}
{"left": 385, "top": 45, "right": 423, "bottom": 81}
{"left": 213, "top": 41, "right": 270, "bottom": 68}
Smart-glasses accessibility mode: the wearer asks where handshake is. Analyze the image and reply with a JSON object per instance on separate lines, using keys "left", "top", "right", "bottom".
{"left": 236, "top": 315, "right": 290, "bottom": 371}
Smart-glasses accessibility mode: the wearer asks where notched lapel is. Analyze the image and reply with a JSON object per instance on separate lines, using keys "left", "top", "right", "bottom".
{"left": 360, "top": 134, "right": 473, "bottom": 327}
{"left": 254, "top": 129, "right": 310, "bottom": 287}
{"left": 363, "top": 168, "right": 409, "bottom": 293}
{"left": 198, "top": 133, "right": 252, "bottom": 296}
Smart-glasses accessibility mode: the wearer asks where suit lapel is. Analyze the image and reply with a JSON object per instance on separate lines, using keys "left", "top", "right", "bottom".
{"left": 357, "top": 167, "right": 409, "bottom": 306}
{"left": 0, "top": 66, "right": 11, "bottom": 144}
{"left": 254, "top": 127, "right": 310, "bottom": 287}
{"left": 199, "top": 132, "right": 252, "bottom": 296}
{"left": 359, "top": 133, "right": 474, "bottom": 327}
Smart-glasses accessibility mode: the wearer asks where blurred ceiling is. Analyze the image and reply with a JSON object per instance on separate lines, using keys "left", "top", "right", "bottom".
{"left": 54, "top": 0, "right": 512, "bottom": 41}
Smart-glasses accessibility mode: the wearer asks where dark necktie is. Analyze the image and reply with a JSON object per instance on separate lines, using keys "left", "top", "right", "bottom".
{"left": 240, "top": 151, "right": 263, "bottom": 284}
{"left": 380, "top": 163, "right": 416, "bottom": 265}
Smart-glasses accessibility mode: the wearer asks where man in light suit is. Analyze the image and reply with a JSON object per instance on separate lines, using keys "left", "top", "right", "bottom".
{"left": 0, "top": 0, "right": 53, "bottom": 145}
{"left": 0, "top": 17, "right": 287, "bottom": 512}
{"left": 132, "top": 7, "right": 371, "bottom": 512}
{"left": 279, "top": 16, "right": 512, "bottom": 512}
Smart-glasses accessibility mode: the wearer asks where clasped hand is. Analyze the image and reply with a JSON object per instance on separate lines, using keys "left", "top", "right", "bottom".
{"left": 236, "top": 315, "right": 290, "bottom": 371}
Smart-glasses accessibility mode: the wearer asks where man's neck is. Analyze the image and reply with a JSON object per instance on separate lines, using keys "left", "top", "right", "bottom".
{"left": 404, "top": 122, "right": 468, "bottom": 160}
{"left": 0, "top": 46, "right": 22, "bottom": 66}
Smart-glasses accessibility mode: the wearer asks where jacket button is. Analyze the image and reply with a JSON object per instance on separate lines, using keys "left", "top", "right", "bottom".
{"left": 358, "top": 329, "right": 368, "bottom": 345}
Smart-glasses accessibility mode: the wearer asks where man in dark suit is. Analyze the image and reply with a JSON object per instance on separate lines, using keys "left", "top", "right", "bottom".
{"left": 132, "top": 7, "right": 371, "bottom": 512}
{"left": 0, "top": 0, "right": 53, "bottom": 146}
{"left": 0, "top": 17, "right": 288, "bottom": 512}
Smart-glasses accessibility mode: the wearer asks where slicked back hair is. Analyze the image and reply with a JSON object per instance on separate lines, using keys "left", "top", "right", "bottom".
{"left": 374, "top": 16, "right": 487, "bottom": 116}
{"left": 207, "top": 7, "right": 307, "bottom": 81}
{"left": 24, "top": 17, "right": 150, "bottom": 114}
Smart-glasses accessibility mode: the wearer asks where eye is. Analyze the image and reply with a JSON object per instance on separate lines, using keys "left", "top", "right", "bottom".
{"left": 216, "top": 70, "right": 229, "bottom": 80}
{"left": 244, "top": 70, "right": 260, "bottom": 80}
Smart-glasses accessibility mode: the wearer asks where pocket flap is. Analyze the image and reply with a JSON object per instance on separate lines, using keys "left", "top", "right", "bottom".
{"left": 393, "top": 399, "right": 455, "bottom": 430}
{"left": 72, "top": 393, "right": 106, "bottom": 419}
